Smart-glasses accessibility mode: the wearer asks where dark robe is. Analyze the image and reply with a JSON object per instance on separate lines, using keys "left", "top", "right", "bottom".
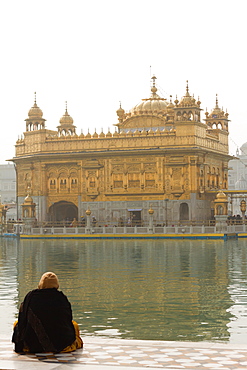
{"left": 12, "top": 288, "right": 76, "bottom": 353}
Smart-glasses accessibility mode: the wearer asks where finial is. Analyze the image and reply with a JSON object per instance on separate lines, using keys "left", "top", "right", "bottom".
{"left": 215, "top": 94, "right": 219, "bottom": 108}
{"left": 150, "top": 75, "right": 157, "bottom": 96}
{"left": 27, "top": 186, "right": 31, "bottom": 196}
{"left": 151, "top": 75, "right": 157, "bottom": 87}
{"left": 174, "top": 94, "right": 179, "bottom": 105}
{"left": 186, "top": 80, "right": 189, "bottom": 94}
{"left": 170, "top": 95, "right": 172, "bottom": 103}
{"left": 119, "top": 101, "right": 122, "bottom": 108}
{"left": 65, "top": 101, "right": 68, "bottom": 113}
{"left": 34, "top": 92, "right": 37, "bottom": 105}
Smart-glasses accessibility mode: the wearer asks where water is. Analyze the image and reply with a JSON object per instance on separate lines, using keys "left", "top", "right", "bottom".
{"left": 1, "top": 237, "right": 247, "bottom": 344}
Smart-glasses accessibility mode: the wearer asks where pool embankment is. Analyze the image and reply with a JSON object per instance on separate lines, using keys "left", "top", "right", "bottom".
{"left": 16, "top": 232, "right": 239, "bottom": 240}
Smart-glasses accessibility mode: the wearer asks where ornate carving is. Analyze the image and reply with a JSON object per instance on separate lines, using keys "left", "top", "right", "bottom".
{"left": 112, "top": 165, "right": 124, "bottom": 172}
{"left": 144, "top": 163, "right": 156, "bottom": 171}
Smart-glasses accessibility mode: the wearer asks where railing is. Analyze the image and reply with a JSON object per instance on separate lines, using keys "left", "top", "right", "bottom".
{"left": 8, "top": 219, "right": 219, "bottom": 228}
{"left": 2, "top": 218, "right": 247, "bottom": 236}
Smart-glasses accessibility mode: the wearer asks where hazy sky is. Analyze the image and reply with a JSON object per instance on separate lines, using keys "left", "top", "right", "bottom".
{"left": 0, "top": 0, "right": 246, "bottom": 163}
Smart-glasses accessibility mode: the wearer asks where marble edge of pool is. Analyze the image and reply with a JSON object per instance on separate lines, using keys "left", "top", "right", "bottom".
{"left": 2, "top": 335, "right": 247, "bottom": 350}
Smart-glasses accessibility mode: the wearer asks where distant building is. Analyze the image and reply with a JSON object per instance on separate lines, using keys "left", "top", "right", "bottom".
{"left": 0, "top": 163, "right": 17, "bottom": 219}
{"left": 11, "top": 78, "right": 231, "bottom": 224}
{"left": 228, "top": 144, "right": 247, "bottom": 215}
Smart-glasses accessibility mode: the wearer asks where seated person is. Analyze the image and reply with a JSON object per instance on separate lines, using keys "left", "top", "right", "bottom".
{"left": 12, "top": 272, "right": 83, "bottom": 353}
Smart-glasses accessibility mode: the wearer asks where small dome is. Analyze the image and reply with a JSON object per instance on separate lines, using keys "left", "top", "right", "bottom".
{"left": 24, "top": 193, "right": 34, "bottom": 204}
{"left": 28, "top": 93, "right": 43, "bottom": 118}
{"left": 116, "top": 104, "right": 125, "bottom": 116}
{"left": 59, "top": 108, "right": 74, "bottom": 125}
{"left": 208, "top": 95, "right": 225, "bottom": 118}
{"left": 28, "top": 93, "right": 43, "bottom": 119}
{"left": 167, "top": 98, "right": 174, "bottom": 109}
{"left": 28, "top": 103, "right": 43, "bottom": 118}
{"left": 216, "top": 190, "right": 227, "bottom": 199}
{"left": 178, "top": 81, "right": 196, "bottom": 107}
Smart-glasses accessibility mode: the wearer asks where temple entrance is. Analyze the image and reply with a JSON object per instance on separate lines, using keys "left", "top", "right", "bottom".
{"left": 128, "top": 209, "right": 142, "bottom": 226}
{"left": 49, "top": 201, "right": 78, "bottom": 222}
{"left": 179, "top": 203, "right": 189, "bottom": 221}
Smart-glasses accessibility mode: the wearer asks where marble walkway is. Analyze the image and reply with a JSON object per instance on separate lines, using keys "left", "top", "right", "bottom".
{"left": 1, "top": 336, "right": 247, "bottom": 369}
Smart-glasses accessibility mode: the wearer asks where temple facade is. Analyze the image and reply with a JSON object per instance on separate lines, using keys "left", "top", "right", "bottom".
{"left": 11, "top": 77, "right": 232, "bottom": 225}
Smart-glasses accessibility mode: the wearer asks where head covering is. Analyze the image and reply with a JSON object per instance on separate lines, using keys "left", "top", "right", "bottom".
{"left": 38, "top": 272, "right": 59, "bottom": 289}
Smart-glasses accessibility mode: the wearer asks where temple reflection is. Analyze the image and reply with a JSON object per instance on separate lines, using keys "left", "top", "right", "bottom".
{"left": 0, "top": 239, "right": 237, "bottom": 341}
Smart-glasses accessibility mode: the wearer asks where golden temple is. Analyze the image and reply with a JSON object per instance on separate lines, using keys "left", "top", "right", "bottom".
{"left": 11, "top": 77, "right": 231, "bottom": 225}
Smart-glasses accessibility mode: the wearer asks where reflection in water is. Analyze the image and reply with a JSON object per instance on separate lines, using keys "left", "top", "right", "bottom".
{"left": 0, "top": 238, "right": 18, "bottom": 337}
{"left": 1, "top": 238, "right": 247, "bottom": 342}
{"left": 226, "top": 240, "right": 247, "bottom": 343}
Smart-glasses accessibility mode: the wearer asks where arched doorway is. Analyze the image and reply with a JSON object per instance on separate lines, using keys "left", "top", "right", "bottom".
{"left": 49, "top": 201, "right": 78, "bottom": 222}
{"left": 179, "top": 203, "right": 189, "bottom": 221}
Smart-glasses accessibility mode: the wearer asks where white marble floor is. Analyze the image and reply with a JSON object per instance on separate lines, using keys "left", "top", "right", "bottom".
{"left": 1, "top": 336, "right": 247, "bottom": 369}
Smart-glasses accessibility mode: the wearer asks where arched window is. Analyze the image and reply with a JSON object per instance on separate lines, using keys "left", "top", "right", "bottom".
{"left": 179, "top": 203, "right": 189, "bottom": 221}
{"left": 217, "top": 205, "right": 224, "bottom": 215}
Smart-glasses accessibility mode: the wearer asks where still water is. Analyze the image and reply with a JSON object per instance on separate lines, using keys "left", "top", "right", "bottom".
{"left": 1, "top": 238, "right": 247, "bottom": 344}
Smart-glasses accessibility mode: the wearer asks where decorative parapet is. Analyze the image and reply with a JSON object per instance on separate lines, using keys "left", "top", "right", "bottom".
{"left": 14, "top": 125, "right": 229, "bottom": 158}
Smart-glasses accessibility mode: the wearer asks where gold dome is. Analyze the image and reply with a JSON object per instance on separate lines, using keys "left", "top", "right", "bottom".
{"left": 116, "top": 103, "right": 125, "bottom": 116}
{"left": 208, "top": 95, "right": 225, "bottom": 118}
{"left": 59, "top": 104, "right": 74, "bottom": 125}
{"left": 28, "top": 93, "right": 43, "bottom": 118}
{"left": 216, "top": 190, "right": 227, "bottom": 200}
{"left": 131, "top": 76, "right": 168, "bottom": 114}
{"left": 178, "top": 81, "right": 196, "bottom": 107}
{"left": 24, "top": 194, "right": 33, "bottom": 204}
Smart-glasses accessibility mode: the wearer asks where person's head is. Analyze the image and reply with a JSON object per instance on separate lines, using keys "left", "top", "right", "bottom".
{"left": 38, "top": 272, "right": 59, "bottom": 289}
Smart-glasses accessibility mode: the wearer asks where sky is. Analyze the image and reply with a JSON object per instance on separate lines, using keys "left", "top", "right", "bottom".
{"left": 0, "top": 0, "right": 246, "bottom": 163}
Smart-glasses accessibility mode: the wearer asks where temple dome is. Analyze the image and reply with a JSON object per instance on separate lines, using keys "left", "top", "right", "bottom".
{"left": 28, "top": 103, "right": 43, "bottom": 118}
{"left": 208, "top": 95, "right": 225, "bottom": 118}
{"left": 59, "top": 101, "right": 74, "bottom": 126}
{"left": 28, "top": 94, "right": 43, "bottom": 118}
{"left": 131, "top": 76, "right": 168, "bottom": 114}
{"left": 178, "top": 81, "right": 196, "bottom": 107}
{"left": 59, "top": 109, "right": 74, "bottom": 125}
